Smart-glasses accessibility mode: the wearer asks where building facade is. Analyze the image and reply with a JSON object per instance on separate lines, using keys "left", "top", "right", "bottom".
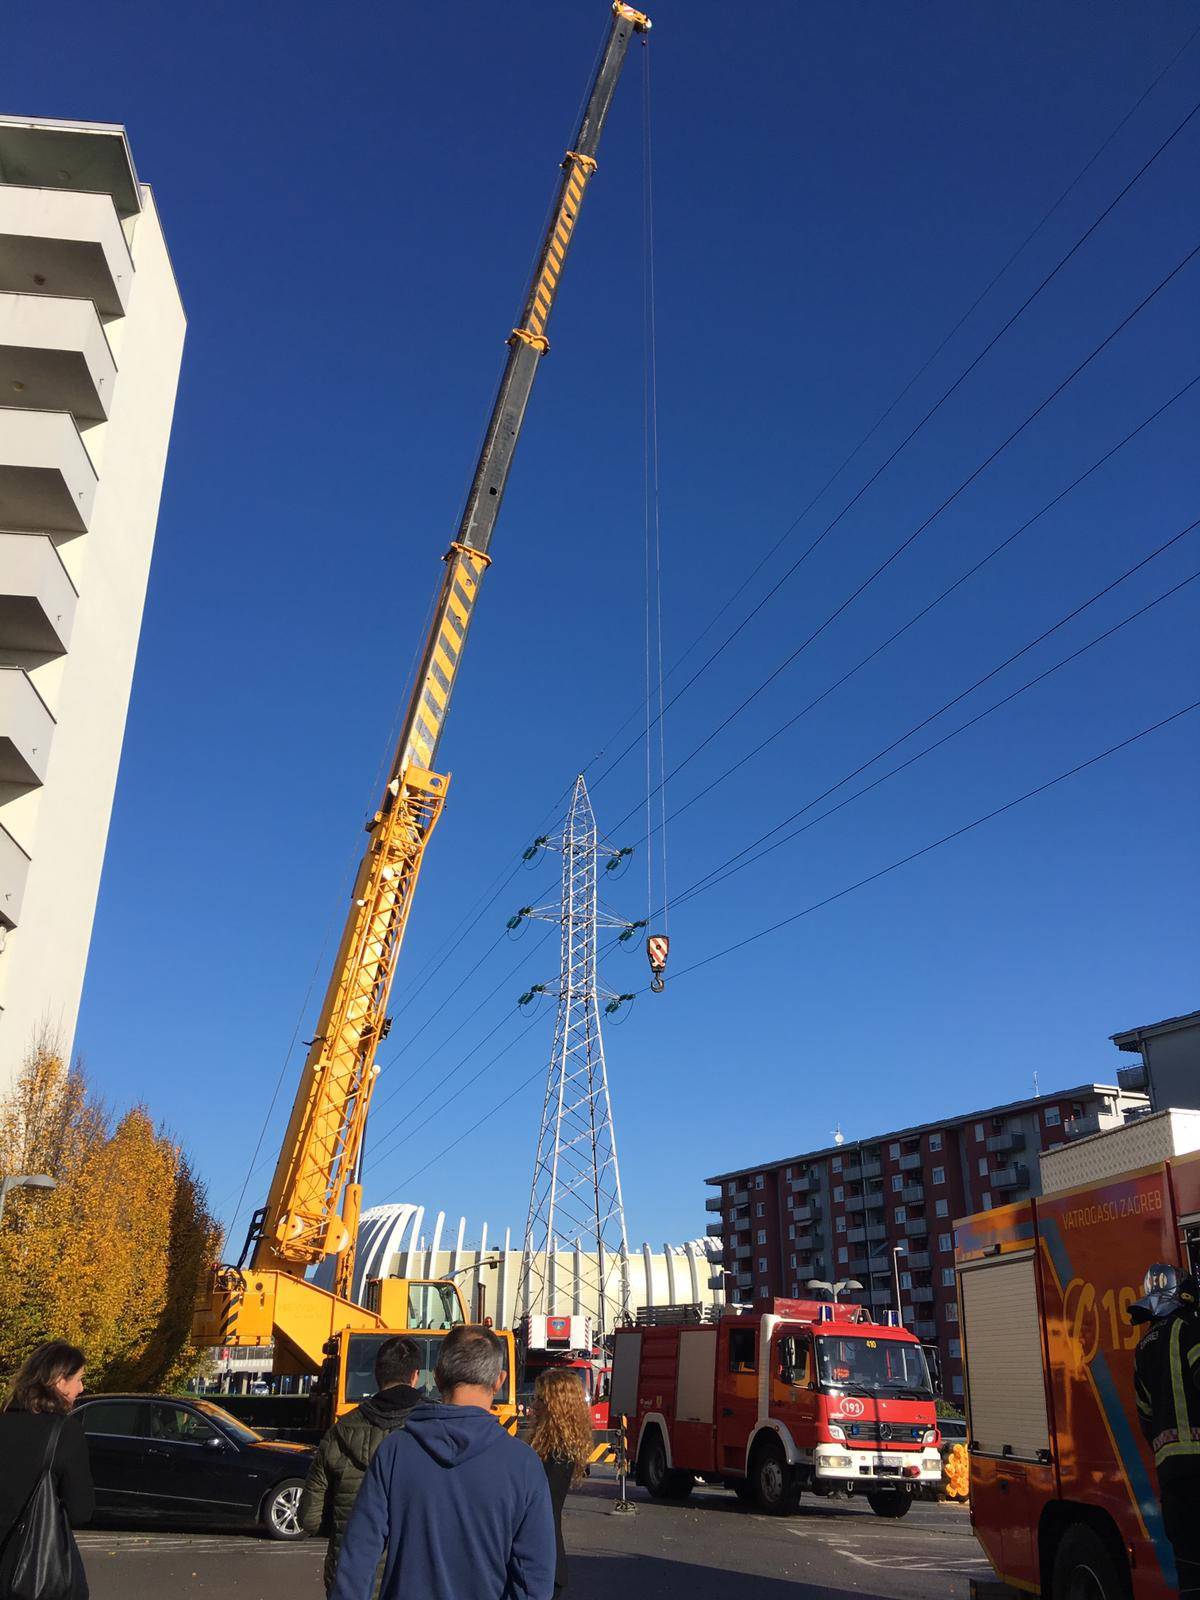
{"left": 704, "top": 1082, "right": 1148, "bottom": 1402}
{"left": 315, "top": 1203, "right": 725, "bottom": 1328}
{"left": 0, "top": 116, "right": 185, "bottom": 1087}
{"left": 1111, "top": 1009, "right": 1200, "bottom": 1113}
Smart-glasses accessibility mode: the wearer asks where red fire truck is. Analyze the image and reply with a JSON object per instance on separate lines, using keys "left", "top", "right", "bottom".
{"left": 957, "top": 1109, "right": 1200, "bottom": 1599}
{"left": 519, "top": 1314, "right": 611, "bottom": 1432}
{"left": 610, "top": 1299, "right": 942, "bottom": 1515}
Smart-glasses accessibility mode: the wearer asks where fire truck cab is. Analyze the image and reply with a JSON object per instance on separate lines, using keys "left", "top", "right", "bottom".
{"left": 611, "top": 1300, "right": 942, "bottom": 1516}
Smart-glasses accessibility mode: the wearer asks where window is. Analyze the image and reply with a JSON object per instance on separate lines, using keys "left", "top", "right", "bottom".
{"left": 978, "top": 1157, "right": 989, "bottom": 1177}
{"left": 777, "top": 1334, "right": 811, "bottom": 1386}
{"left": 785, "top": 1167, "right": 792, "bottom": 1181}
{"left": 982, "top": 1194, "right": 993, "bottom": 1211}
{"left": 974, "top": 1123, "right": 984, "bottom": 1141}
{"left": 758, "top": 1257, "right": 768, "bottom": 1274}
{"left": 838, "top": 1246, "right": 848, "bottom": 1264}
{"left": 932, "top": 1166, "right": 945, "bottom": 1185}
{"left": 1044, "top": 1106, "right": 1061, "bottom": 1128}
{"left": 755, "top": 1174, "right": 765, "bottom": 1188}
{"left": 935, "top": 1199, "right": 949, "bottom": 1218}
{"left": 946, "top": 1302, "right": 959, "bottom": 1324}
{"left": 929, "top": 1132, "right": 943, "bottom": 1152}
{"left": 834, "top": 1185, "right": 844, "bottom": 1203}
{"left": 832, "top": 1156, "right": 842, "bottom": 1173}
{"left": 889, "top": 1142, "right": 900, "bottom": 1159}
{"left": 949, "top": 1339, "right": 961, "bottom": 1359}
{"left": 892, "top": 1174, "right": 904, "bottom": 1192}
{"left": 952, "top": 1375, "right": 964, "bottom": 1397}
{"left": 757, "top": 1229, "right": 767, "bottom": 1245}
{"left": 899, "top": 1271, "right": 913, "bottom": 1289}
{"left": 756, "top": 1201, "right": 765, "bottom": 1217}
{"left": 790, "top": 1253, "right": 797, "bottom": 1269}
{"left": 836, "top": 1216, "right": 846, "bottom": 1233}
{"left": 150, "top": 1403, "right": 219, "bottom": 1445}
{"left": 788, "top": 1223, "right": 795, "bottom": 1240}
{"left": 938, "top": 1233, "right": 953, "bottom": 1253}
{"left": 727, "top": 1180, "right": 737, "bottom": 1196}
{"left": 942, "top": 1267, "right": 956, "bottom": 1287}
{"left": 79, "top": 1400, "right": 150, "bottom": 1438}
{"left": 894, "top": 1206, "right": 907, "bottom": 1224}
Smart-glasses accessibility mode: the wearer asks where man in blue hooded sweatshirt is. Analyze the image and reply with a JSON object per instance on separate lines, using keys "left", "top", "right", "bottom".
{"left": 330, "top": 1325, "right": 556, "bottom": 1600}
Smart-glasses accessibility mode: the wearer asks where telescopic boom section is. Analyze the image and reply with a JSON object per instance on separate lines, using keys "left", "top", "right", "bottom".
{"left": 246, "top": 2, "right": 651, "bottom": 1300}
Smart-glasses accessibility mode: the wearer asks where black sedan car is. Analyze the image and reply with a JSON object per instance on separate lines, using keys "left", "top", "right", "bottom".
{"left": 75, "top": 1394, "right": 313, "bottom": 1539}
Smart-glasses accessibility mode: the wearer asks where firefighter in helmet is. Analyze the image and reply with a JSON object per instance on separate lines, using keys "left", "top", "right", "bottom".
{"left": 1130, "top": 1261, "right": 1200, "bottom": 1594}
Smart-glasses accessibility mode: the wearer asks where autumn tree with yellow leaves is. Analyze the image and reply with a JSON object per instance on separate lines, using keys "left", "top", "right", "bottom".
{"left": 0, "top": 1043, "right": 219, "bottom": 1390}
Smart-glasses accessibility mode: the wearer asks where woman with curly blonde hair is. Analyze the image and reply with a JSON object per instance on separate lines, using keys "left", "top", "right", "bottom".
{"left": 527, "top": 1368, "right": 593, "bottom": 1597}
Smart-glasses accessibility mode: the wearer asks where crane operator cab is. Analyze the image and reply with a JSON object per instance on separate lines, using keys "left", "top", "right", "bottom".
{"left": 363, "top": 1276, "right": 466, "bottom": 1331}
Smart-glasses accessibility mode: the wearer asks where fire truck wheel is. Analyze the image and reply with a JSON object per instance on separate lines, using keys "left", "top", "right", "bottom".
{"left": 1051, "top": 1523, "right": 1131, "bottom": 1600}
{"left": 866, "top": 1488, "right": 912, "bottom": 1518}
{"left": 641, "top": 1429, "right": 692, "bottom": 1501}
{"left": 751, "top": 1438, "right": 801, "bottom": 1516}
{"left": 733, "top": 1480, "right": 757, "bottom": 1505}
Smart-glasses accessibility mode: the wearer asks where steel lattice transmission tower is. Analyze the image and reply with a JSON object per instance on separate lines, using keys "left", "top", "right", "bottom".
{"left": 518, "top": 775, "right": 631, "bottom": 1336}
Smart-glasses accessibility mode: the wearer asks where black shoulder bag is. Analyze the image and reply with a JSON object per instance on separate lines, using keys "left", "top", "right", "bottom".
{"left": 0, "top": 1416, "right": 84, "bottom": 1600}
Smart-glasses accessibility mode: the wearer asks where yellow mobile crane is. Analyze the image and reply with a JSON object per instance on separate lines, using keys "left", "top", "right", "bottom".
{"left": 193, "top": 2, "right": 651, "bottom": 1421}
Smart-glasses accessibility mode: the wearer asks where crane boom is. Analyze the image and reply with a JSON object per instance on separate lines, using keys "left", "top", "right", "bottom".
{"left": 239, "top": 2, "right": 651, "bottom": 1303}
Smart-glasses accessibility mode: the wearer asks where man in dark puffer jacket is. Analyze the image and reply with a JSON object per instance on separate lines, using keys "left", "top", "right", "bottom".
{"left": 300, "top": 1335, "right": 425, "bottom": 1594}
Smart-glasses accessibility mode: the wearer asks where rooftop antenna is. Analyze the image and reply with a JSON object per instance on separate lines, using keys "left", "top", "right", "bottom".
{"left": 833, "top": 1124, "right": 845, "bottom": 1146}
{"left": 1033, "top": 1069, "right": 1041, "bottom": 1098}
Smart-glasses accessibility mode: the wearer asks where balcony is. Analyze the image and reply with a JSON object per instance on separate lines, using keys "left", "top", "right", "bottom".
{"left": 905, "top": 1252, "right": 931, "bottom": 1271}
{"left": 905, "top": 1215, "right": 929, "bottom": 1237}
{"left": 0, "top": 665, "right": 54, "bottom": 785}
{"left": 992, "top": 1164, "right": 1031, "bottom": 1191}
{"left": 732, "top": 1243, "right": 751, "bottom": 1261}
{"left": 901, "top": 1184, "right": 925, "bottom": 1204}
{"left": 792, "top": 1231, "right": 815, "bottom": 1250}
{"left": 844, "top": 1194, "right": 868, "bottom": 1213}
{"left": 899, "top": 1152, "right": 923, "bottom": 1172}
{"left": 0, "top": 185, "right": 134, "bottom": 317}
{"left": 848, "top": 1223, "right": 886, "bottom": 1245}
{"left": 705, "top": 1195, "right": 722, "bottom": 1213}
{"left": 730, "top": 1188, "right": 749, "bottom": 1207}
{"left": 0, "top": 819, "right": 31, "bottom": 929}
{"left": 705, "top": 1222, "right": 722, "bottom": 1239}
{"left": 0, "top": 407, "right": 96, "bottom": 534}
{"left": 791, "top": 1205, "right": 819, "bottom": 1225}
{"left": 1065, "top": 1113, "right": 1104, "bottom": 1139}
{"left": 707, "top": 1272, "right": 724, "bottom": 1290}
{"left": 789, "top": 1174, "right": 812, "bottom": 1193}
{"left": 1117, "top": 1063, "right": 1148, "bottom": 1093}
{"left": 0, "top": 293, "right": 116, "bottom": 421}
{"left": 848, "top": 1257, "right": 870, "bottom": 1276}
{"left": 913, "top": 1319, "right": 938, "bottom": 1340}
{"left": 987, "top": 1129, "right": 1026, "bottom": 1154}
{"left": 909, "top": 1285, "right": 935, "bottom": 1304}
{"left": 0, "top": 532, "right": 77, "bottom": 653}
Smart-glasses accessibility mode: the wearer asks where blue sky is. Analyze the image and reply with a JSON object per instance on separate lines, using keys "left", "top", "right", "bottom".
{"left": 12, "top": 0, "right": 1198, "bottom": 1250}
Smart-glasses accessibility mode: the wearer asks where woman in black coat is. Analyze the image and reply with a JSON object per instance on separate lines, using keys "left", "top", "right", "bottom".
{"left": 0, "top": 1340, "right": 95, "bottom": 1596}
{"left": 527, "top": 1369, "right": 593, "bottom": 1598}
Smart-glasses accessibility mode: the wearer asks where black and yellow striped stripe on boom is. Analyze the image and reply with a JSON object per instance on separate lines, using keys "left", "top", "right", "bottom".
{"left": 404, "top": 544, "right": 490, "bottom": 773}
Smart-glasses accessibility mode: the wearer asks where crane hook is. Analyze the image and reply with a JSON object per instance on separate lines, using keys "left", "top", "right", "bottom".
{"left": 646, "top": 934, "right": 669, "bottom": 994}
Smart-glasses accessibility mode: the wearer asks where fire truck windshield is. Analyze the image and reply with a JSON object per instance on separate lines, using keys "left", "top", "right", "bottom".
{"left": 815, "top": 1335, "right": 932, "bottom": 1398}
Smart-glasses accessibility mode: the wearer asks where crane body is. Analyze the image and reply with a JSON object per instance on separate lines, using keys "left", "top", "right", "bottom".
{"left": 193, "top": 2, "right": 650, "bottom": 1409}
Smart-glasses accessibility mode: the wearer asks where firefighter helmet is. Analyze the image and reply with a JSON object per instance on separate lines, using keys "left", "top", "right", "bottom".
{"left": 1128, "top": 1261, "right": 1200, "bottom": 1324}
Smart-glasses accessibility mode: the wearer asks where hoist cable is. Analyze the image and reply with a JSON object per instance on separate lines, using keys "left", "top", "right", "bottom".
{"left": 585, "top": 94, "right": 1200, "bottom": 797}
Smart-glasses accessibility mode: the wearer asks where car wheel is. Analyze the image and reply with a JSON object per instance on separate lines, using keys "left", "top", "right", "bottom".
{"left": 752, "top": 1437, "right": 800, "bottom": 1516}
{"left": 867, "top": 1488, "right": 912, "bottom": 1518}
{"left": 261, "top": 1479, "right": 306, "bottom": 1541}
{"left": 1051, "top": 1523, "right": 1131, "bottom": 1600}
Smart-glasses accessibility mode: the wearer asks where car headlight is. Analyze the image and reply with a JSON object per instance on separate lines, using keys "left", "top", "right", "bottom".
{"left": 922, "top": 1429, "right": 938, "bottom": 1445}
{"left": 827, "top": 1424, "right": 846, "bottom": 1441}
{"left": 824, "top": 1454, "right": 852, "bottom": 1469}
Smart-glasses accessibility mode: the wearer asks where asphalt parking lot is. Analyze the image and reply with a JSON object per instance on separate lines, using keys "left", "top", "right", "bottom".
{"left": 79, "top": 1479, "right": 983, "bottom": 1598}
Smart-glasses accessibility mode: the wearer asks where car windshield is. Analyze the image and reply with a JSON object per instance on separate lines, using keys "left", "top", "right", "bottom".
{"left": 815, "top": 1335, "right": 933, "bottom": 1397}
{"left": 344, "top": 1333, "right": 511, "bottom": 1408}
{"left": 193, "top": 1400, "right": 262, "bottom": 1444}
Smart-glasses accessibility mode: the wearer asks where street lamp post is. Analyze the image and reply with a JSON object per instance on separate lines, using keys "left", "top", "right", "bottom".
{"left": 892, "top": 1243, "right": 907, "bottom": 1326}
{"left": 0, "top": 1173, "right": 56, "bottom": 1224}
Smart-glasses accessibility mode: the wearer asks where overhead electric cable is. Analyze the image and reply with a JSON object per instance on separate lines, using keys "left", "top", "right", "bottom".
{"left": 606, "top": 241, "right": 1200, "bottom": 834}
{"left": 586, "top": 96, "right": 1200, "bottom": 795}
{"left": 614, "top": 371, "right": 1200, "bottom": 842}
{"left": 568, "top": 25, "right": 1200, "bottom": 780}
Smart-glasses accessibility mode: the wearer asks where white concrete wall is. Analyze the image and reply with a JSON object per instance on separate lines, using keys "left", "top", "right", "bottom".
{"left": 0, "top": 170, "right": 184, "bottom": 1086}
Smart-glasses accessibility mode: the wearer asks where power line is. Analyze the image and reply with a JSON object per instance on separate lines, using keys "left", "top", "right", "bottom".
{"left": 654, "top": 701, "right": 1200, "bottom": 989}
{"left": 619, "top": 371, "right": 1200, "bottom": 844}
{"left": 586, "top": 96, "right": 1200, "bottom": 796}
{"left": 608, "top": 248, "right": 1200, "bottom": 837}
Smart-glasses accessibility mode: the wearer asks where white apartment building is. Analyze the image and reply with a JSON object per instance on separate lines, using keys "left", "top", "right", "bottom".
{"left": 0, "top": 117, "right": 185, "bottom": 1089}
